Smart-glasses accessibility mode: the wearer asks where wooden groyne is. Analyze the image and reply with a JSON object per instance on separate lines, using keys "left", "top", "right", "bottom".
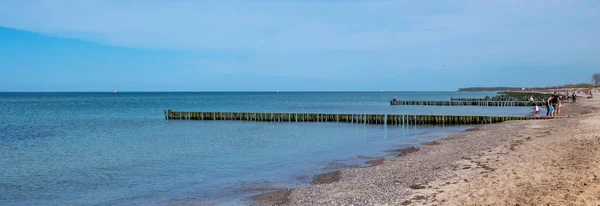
{"left": 164, "top": 110, "right": 559, "bottom": 125}
{"left": 450, "top": 98, "right": 494, "bottom": 102}
{"left": 497, "top": 92, "right": 549, "bottom": 101}
{"left": 450, "top": 97, "right": 546, "bottom": 102}
{"left": 390, "top": 100, "right": 544, "bottom": 107}
{"left": 451, "top": 92, "right": 549, "bottom": 102}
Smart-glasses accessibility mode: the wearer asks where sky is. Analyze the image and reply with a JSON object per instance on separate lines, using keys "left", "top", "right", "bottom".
{"left": 0, "top": 0, "right": 599, "bottom": 91}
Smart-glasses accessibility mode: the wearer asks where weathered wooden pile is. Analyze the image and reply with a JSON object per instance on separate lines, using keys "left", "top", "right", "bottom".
{"left": 390, "top": 100, "right": 543, "bottom": 107}
{"left": 392, "top": 92, "right": 548, "bottom": 107}
{"left": 496, "top": 92, "right": 549, "bottom": 101}
{"left": 165, "top": 110, "right": 559, "bottom": 125}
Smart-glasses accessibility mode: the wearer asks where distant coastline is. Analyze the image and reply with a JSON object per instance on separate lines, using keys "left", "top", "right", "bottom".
{"left": 457, "top": 87, "right": 523, "bottom": 92}
{"left": 459, "top": 84, "right": 599, "bottom": 92}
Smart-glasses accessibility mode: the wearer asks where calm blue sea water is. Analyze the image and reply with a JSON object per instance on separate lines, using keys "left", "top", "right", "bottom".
{"left": 0, "top": 92, "right": 531, "bottom": 205}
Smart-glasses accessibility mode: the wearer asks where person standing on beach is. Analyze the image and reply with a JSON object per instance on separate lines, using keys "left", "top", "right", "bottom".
{"left": 546, "top": 95, "right": 554, "bottom": 117}
{"left": 552, "top": 94, "right": 558, "bottom": 117}
{"left": 573, "top": 92, "right": 577, "bottom": 103}
{"left": 550, "top": 94, "right": 559, "bottom": 117}
{"left": 557, "top": 96, "right": 562, "bottom": 115}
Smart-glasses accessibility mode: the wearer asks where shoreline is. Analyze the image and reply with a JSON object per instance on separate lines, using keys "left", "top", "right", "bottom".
{"left": 248, "top": 142, "right": 434, "bottom": 206}
{"left": 244, "top": 130, "right": 464, "bottom": 205}
{"left": 251, "top": 98, "right": 600, "bottom": 205}
{"left": 246, "top": 132, "right": 458, "bottom": 205}
{"left": 248, "top": 132, "right": 463, "bottom": 205}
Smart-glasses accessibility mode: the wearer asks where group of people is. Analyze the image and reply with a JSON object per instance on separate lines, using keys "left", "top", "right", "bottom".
{"left": 562, "top": 91, "right": 578, "bottom": 103}
{"left": 532, "top": 92, "right": 578, "bottom": 117}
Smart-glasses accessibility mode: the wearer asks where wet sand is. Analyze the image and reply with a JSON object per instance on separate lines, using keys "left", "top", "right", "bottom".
{"left": 252, "top": 97, "right": 600, "bottom": 205}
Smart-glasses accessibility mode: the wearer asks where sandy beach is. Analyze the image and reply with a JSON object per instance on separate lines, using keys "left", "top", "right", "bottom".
{"left": 253, "top": 97, "right": 600, "bottom": 205}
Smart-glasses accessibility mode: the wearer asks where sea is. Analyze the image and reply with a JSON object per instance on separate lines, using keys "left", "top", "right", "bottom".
{"left": 0, "top": 92, "right": 532, "bottom": 205}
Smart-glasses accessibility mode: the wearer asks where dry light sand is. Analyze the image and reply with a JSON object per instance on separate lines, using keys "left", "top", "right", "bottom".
{"left": 252, "top": 96, "right": 600, "bottom": 206}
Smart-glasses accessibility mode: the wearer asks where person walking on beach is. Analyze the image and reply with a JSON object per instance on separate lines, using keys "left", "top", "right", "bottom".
{"left": 572, "top": 92, "right": 577, "bottom": 103}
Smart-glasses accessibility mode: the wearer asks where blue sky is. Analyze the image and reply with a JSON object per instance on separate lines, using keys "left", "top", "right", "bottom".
{"left": 1, "top": 0, "right": 599, "bottom": 91}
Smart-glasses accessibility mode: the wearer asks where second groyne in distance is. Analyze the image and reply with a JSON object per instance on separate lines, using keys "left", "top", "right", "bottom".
{"left": 390, "top": 100, "right": 544, "bottom": 107}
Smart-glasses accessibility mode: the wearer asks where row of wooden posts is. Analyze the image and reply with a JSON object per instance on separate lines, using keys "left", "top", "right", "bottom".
{"left": 450, "top": 92, "right": 548, "bottom": 102}
{"left": 390, "top": 100, "right": 544, "bottom": 107}
{"left": 449, "top": 97, "right": 526, "bottom": 102}
{"left": 165, "top": 110, "right": 554, "bottom": 125}
{"left": 497, "top": 92, "right": 549, "bottom": 100}
{"left": 450, "top": 97, "right": 544, "bottom": 102}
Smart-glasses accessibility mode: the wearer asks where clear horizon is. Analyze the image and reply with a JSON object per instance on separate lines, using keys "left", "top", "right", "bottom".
{"left": 0, "top": 90, "right": 461, "bottom": 93}
{"left": 0, "top": 88, "right": 592, "bottom": 93}
{"left": 1, "top": 1, "right": 599, "bottom": 91}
